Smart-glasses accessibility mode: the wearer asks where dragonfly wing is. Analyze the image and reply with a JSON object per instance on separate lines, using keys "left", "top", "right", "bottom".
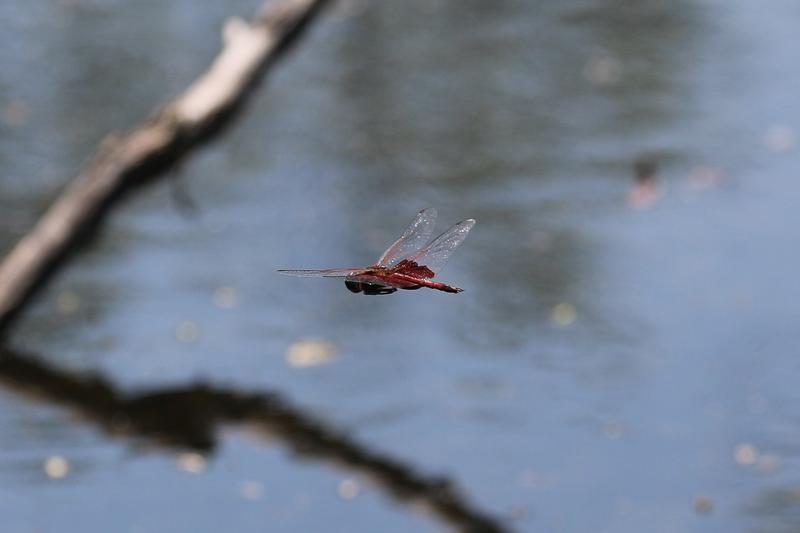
{"left": 407, "top": 219, "right": 475, "bottom": 274}
{"left": 376, "top": 208, "right": 438, "bottom": 267}
{"left": 277, "top": 268, "right": 369, "bottom": 278}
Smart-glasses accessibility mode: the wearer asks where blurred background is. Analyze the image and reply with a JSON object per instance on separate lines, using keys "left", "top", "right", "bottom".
{"left": 1, "top": 0, "right": 800, "bottom": 531}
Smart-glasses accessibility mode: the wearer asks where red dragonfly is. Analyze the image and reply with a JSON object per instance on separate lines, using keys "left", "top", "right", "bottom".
{"left": 278, "top": 208, "right": 475, "bottom": 295}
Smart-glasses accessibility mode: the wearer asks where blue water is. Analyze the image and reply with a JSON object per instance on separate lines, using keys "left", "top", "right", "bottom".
{"left": 2, "top": 1, "right": 800, "bottom": 531}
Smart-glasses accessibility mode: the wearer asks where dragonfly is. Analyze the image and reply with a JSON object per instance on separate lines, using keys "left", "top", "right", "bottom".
{"left": 278, "top": 208, "right": 475, "bottom": 295}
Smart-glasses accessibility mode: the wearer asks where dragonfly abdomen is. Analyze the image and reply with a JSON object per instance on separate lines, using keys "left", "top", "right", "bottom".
{"left": 385, "top": 273, "right": 462, "bottom": 293}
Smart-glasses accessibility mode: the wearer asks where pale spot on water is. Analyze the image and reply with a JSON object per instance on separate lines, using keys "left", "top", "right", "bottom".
{"left": 177, "top": 452, "right": 207, "bottom": 474}
{"left": 583, "top": 55, "right": 623, "bottom": 87}
{"left": 602, "top": 421, "right": 624, "bottom": 439}
{"left": 517, "top": 469, "right": 549, "bottom": 489}
{"left": 176, "top": 320, "right": 199, "bottom": 343}
{"left": 507, "top": 506, "right": 529, "bottom": 522}
{"left": 764, "top": 124, "right": 795, "bottom": 152}
{"left": 56, "top": 290, "right": 81, "bottom": 315}
{"left": 529, "top": 230, "right": 553, "bottom": 253}
{"left": 213, "top": 286, "right": 238, "bottom": 309}
{"left": 734, "top": 443, "right": 758, "bottom": 466}
{"left": 627, "top": 181, "right": 663, "bottom": 210}
{"left": 686, "top": 165, "right": 723, "bottom": 190}
{"left": 756, "top": 453, "right": 781, "bottom": 474}
{"left": 239, "top": 480, "right": 265, "bottom": 500}
{"left": 286, "top": 339, "right": 336, "bottom": 368}
{"left": 43, "top": 456, "right": 70, "bottom": 479}
{"left": 694, "top": 495, "right": 713, "bottom": 514}
{"left": 337, "top": 478, "right": 359, "bottom": 500}
{"left": 550, "top": 303, "right": 577, "bottom": 327}
{"left": 2, "top": 100, "right": 29, "bottom": 127}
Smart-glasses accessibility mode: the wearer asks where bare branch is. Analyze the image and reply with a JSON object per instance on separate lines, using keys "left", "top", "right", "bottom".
{"left": 0, "top": 0, "right": 331, "bottom": 334}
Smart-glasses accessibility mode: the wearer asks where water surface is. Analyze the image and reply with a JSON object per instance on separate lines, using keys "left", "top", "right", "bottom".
{"left": 1, "top": 1, "right": 800, "bottom": 531}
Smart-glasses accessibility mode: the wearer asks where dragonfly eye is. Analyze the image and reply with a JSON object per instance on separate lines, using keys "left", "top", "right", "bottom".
{"left": 344, "top": 280, "right": 363, "bottom": 293}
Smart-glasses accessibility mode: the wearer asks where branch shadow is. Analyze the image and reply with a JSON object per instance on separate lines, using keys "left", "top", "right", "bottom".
{"left": 0, "top": 346, "right": 510, "bottom": 533}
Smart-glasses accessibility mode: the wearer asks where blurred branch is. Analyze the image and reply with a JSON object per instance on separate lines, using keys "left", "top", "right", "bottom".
{"left": 0, "top": 0, "right": 331, "bottom": 335}
{"left": 0, "top": 347, "right": 510, "bottom": 533}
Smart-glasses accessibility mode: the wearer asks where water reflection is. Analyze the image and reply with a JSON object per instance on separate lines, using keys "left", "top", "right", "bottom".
{"left": 0, "top": 346, "right": 508, "bottom": 533}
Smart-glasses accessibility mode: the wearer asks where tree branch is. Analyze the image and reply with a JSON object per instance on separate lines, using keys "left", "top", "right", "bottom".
{"left": 0, "top": 0, "right": 331, "bottom": 335}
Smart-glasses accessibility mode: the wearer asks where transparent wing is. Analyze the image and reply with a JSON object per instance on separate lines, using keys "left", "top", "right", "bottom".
{"left": 407, "top": 219, "right": 475, "bottom": 274}
{"left": 376, "top": 208, "right": 438, "bottom": 267}
{"left": 277, "top": 268, "right": 369, "bottom": 278}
